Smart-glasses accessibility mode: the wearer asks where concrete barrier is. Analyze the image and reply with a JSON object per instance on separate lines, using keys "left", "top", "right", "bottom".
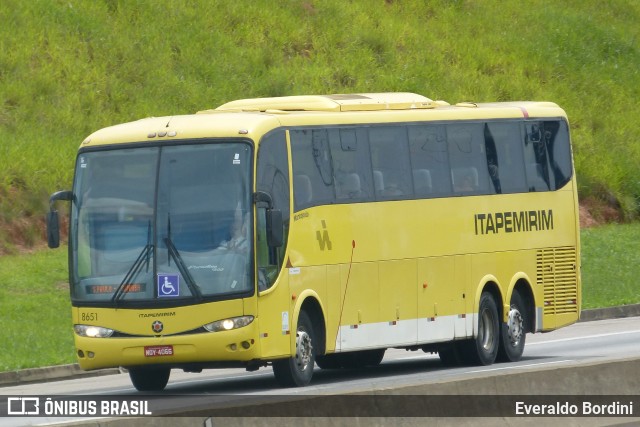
{"left": 0, "top": 364, "right": 119, "bottom": 387}
{"left": 59, "top": 357, "right": 640, "bottom": 427}
{"left": 580, "top": 303, "right": 640, "bottom": 322}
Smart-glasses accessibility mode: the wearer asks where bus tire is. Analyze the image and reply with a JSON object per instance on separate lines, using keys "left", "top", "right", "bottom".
{"left": 360, "top": 349, "right": 386, "bottom": 367}
{"left": 273, "top": 310, "right": 316, "bottom": 387}
{"left": 316, "top": 353, "right": 343, "bottom": 370}
{"left": 128, "top": 367, "right": 170, "bottom": 391}
{"left": 340, "top": 349, "right": 386, "bottom": 369}
{"left": 497, "top": 290, "right": 527, "bottom": 362}
{"left": 463, "top": 292, "right": 500, "bottom": 366}
{"left": 438, "top": 342, "right": 462, "bottom": 366}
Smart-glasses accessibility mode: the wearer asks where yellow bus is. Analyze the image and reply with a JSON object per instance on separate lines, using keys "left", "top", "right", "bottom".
{"left": 47, "top": 93, "right": 581, "bottom": 390}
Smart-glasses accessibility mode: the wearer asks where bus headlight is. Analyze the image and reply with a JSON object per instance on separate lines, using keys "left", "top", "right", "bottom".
{"left": 203, "top": 316, "right": 254, "bottom": 332}
{"left": 74, "top": 324, "right": 114, "bottom": 338}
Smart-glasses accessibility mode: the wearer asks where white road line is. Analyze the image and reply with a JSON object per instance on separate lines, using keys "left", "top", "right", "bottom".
{"left": 396, "top": 354, "right": 439, "bottom": 361}
{"left": 467, "top": 359, "right": 574, "bottom": 374}
{"left": 527, "top": 329, "right": 640, "bottom": 346}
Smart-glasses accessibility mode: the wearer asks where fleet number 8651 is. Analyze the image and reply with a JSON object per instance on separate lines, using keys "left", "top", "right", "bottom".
{"left": 81, "top": 312, "right": 98, "bottom": 322}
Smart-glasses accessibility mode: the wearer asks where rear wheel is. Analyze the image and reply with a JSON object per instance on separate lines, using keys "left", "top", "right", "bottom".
{"left": 438, "top": 342, "right": 462, "bottom": 366}
{"left": 497, "top": 290, "right": 527, "bottom": 362}
{"left": 128, "top": 367, "right": 170, "bottom": 391}
{"left": 273, "top": 310, "right": 316, "bottom": 387}
{"left": 462, "top": 292, "right": 500, "bottom": 366}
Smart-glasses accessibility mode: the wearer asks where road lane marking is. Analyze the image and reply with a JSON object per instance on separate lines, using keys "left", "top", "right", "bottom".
{"left": 467, "top": 359, "right": 574, "bottom": 374}
{"left": 527, "top": 329, "right": 640, "bottom": 346}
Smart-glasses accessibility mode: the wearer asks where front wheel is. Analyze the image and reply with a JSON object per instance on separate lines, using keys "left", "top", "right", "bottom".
{"left": 273, "top": 310, "right": 316, "bottom": 387}
{"left": 128, "top": 367, "right": 170, "bottom": 391}
{"left": 316, "top": 353, "right": 343, "bottom": 370}
{"left": 462, "top": 292, "right": 500, "bottom": 366}
{"left": 497, "top": 290, "right": 527, "bottom": 362}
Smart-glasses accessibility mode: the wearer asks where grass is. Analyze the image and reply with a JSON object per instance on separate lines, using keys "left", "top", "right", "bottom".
{"left": 0, "top": 224, "right": 637, "bottom": 371}
{"left": 0, "top": 249, "right": 74, "bottom": 371}
{"left": 1, "top": 0, "right": 640, "bottom": 253}
{"left": 581, "top": 223, "right": 640, "bottom": 309}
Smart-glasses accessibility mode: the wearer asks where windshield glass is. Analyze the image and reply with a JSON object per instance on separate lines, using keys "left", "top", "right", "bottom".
{"left": 70, "top": 142, "right": 253, "bottom": 305}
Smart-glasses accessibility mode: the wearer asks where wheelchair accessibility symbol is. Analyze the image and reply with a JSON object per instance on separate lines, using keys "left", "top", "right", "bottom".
{"left": 157, "top": 274, "right": 180, "bottom": 297}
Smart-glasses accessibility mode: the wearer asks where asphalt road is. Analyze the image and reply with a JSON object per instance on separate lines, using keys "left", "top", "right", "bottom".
{"left": 2, "top": 316, "right": 639, "bottom": 395}
{"left": 1, "top": 316, "right": 639, "bottom": 426}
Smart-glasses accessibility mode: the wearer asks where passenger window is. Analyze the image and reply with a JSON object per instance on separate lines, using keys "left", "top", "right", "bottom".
{"left": 545, "top": 120, "right": 573, "bottom": 189}
{"left": 484, "top": 122, "right": 527, "bottom": 194}
{"left": 290, "top": 129, "right": 335, "bottom": 211}
{"left": 369, "top": 126, "right": 412, "bottom": 199}
{"left": 408, "top": 125, "right": 452, "bottom": 196}
{"left": 330, "top": 128, "right": 372, "bottom": 201}
{"left": 523, "top": 122, "right": 552, "bottom": 191}
{"left": 523, "top": 120, "right": 573, "bottom": 192}
{"left": 447, "top": 124, "right": 490, "bottom": 195}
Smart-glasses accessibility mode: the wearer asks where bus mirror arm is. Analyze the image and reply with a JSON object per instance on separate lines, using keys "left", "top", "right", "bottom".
{"left": 253, "top": 191, "right": 273, "bottom": 209}
{"left": 47, "top": 190, "right": 73, "bottom": 249}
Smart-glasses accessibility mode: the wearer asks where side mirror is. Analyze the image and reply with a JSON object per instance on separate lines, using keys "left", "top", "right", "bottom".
{"left": 254, "top": 191, "right": 284, "bottom": 247}
{"left": 46, "top": 190, "right": 73, "bottom": 249}
{"left": 266, "top": 209, "right": 284, "bottom": 248}
{"left": 47, "top": 210, "right": 61, "bottom": 248}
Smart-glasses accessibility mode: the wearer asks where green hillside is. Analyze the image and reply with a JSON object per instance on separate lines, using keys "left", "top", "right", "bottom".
{"left": 1, "top": 0, "right": 639, "bottom": 252}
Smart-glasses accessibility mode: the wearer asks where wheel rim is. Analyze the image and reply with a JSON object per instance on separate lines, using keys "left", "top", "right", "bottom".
{"left": 507, "top": 306, "right": 524, "bottom": 346}
{"left": 295, "top": 329, "right": 313, "bottom": 371}
{"left": 479, "top": 308, "right": 497, "bottom": 351}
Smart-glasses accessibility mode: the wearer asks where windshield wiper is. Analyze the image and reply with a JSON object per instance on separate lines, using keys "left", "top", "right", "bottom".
{"left": 164, "top": 237, "right": 203, "bottom": 301}
{"left": 111, "top": 243, "right": 153, "bottom": 304}
{"left": 112, "top": 220, "right": 153, "bottom": 304}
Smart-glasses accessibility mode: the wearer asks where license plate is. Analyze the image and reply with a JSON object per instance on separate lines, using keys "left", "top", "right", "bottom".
{"left": 144, "top": 345, "right": 174, "bottom": 357}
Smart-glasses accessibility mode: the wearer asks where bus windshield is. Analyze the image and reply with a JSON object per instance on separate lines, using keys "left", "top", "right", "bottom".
{"left": 70, "top": 142, "right": 253, "bottom": 305}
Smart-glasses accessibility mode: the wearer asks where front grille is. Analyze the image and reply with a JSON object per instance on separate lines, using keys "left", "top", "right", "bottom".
{"left": 111, "top": 326, "right": 207, "bottom": 338}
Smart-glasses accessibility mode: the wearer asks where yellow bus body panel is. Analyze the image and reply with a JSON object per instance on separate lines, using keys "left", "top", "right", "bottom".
{"left": 73, "top": 300, "right": 261, "bottom": 370}
{"left": 69, "top": 94, "right": 580, "bottom": 369}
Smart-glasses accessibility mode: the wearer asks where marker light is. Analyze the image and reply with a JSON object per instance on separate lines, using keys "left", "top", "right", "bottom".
{"left": 74, "top": 324, "right": 114, "bottom": 338}
{"left": 203, "top": 316, "right": 254, "bottom": 332}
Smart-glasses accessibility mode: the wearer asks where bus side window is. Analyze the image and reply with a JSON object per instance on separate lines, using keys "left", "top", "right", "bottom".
{"left": 294, "top": 174, "right": 313, "bottom": 207}
{"left": 447, "top": 124, "right": 489, "bottom": 195}
{"left": 452, "top": 167, "right": 478, "bottom": 193}
{"left": 329, "top": 128, "right": 373, "bottom": 201}
{"left": 291, "top": 129, "right": 335, "bottom": 211}
{"left": 544, "top": 120, "right": 573, "bottom": 189}
{"left": 485, "top": 122, "right": 527, "bottom": 194}
{"left": 408, "top": 125, "right": 452, "bottom": 196}
{"left": 523, "top": 122, "right": 552, "bottom": 191}
{"left": 256, "top": 130, "right": 290, "bottom": 291}
{"left": 369, "top": 126, "right": 412, "bottom": 199}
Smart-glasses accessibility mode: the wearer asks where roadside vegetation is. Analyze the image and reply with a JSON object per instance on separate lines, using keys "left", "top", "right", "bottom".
{"left": 1, "top": 0, "right": 639, "bottom": 253}
{"left": 580, "top": 223, "right": 640, "bottom": 309}
{"left": 1, "top": 0, "right": 639, "bottom": 371}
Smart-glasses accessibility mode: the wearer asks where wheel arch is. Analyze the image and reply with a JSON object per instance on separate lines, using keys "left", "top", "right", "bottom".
{"left": 473, "top": 276, "right": 504, "bottom": 336}
{"left": 508, "top": 275, "right": 536, "bottom": 334}
{"left": 292, "top": 291, "right": 327, "bottom": 356}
